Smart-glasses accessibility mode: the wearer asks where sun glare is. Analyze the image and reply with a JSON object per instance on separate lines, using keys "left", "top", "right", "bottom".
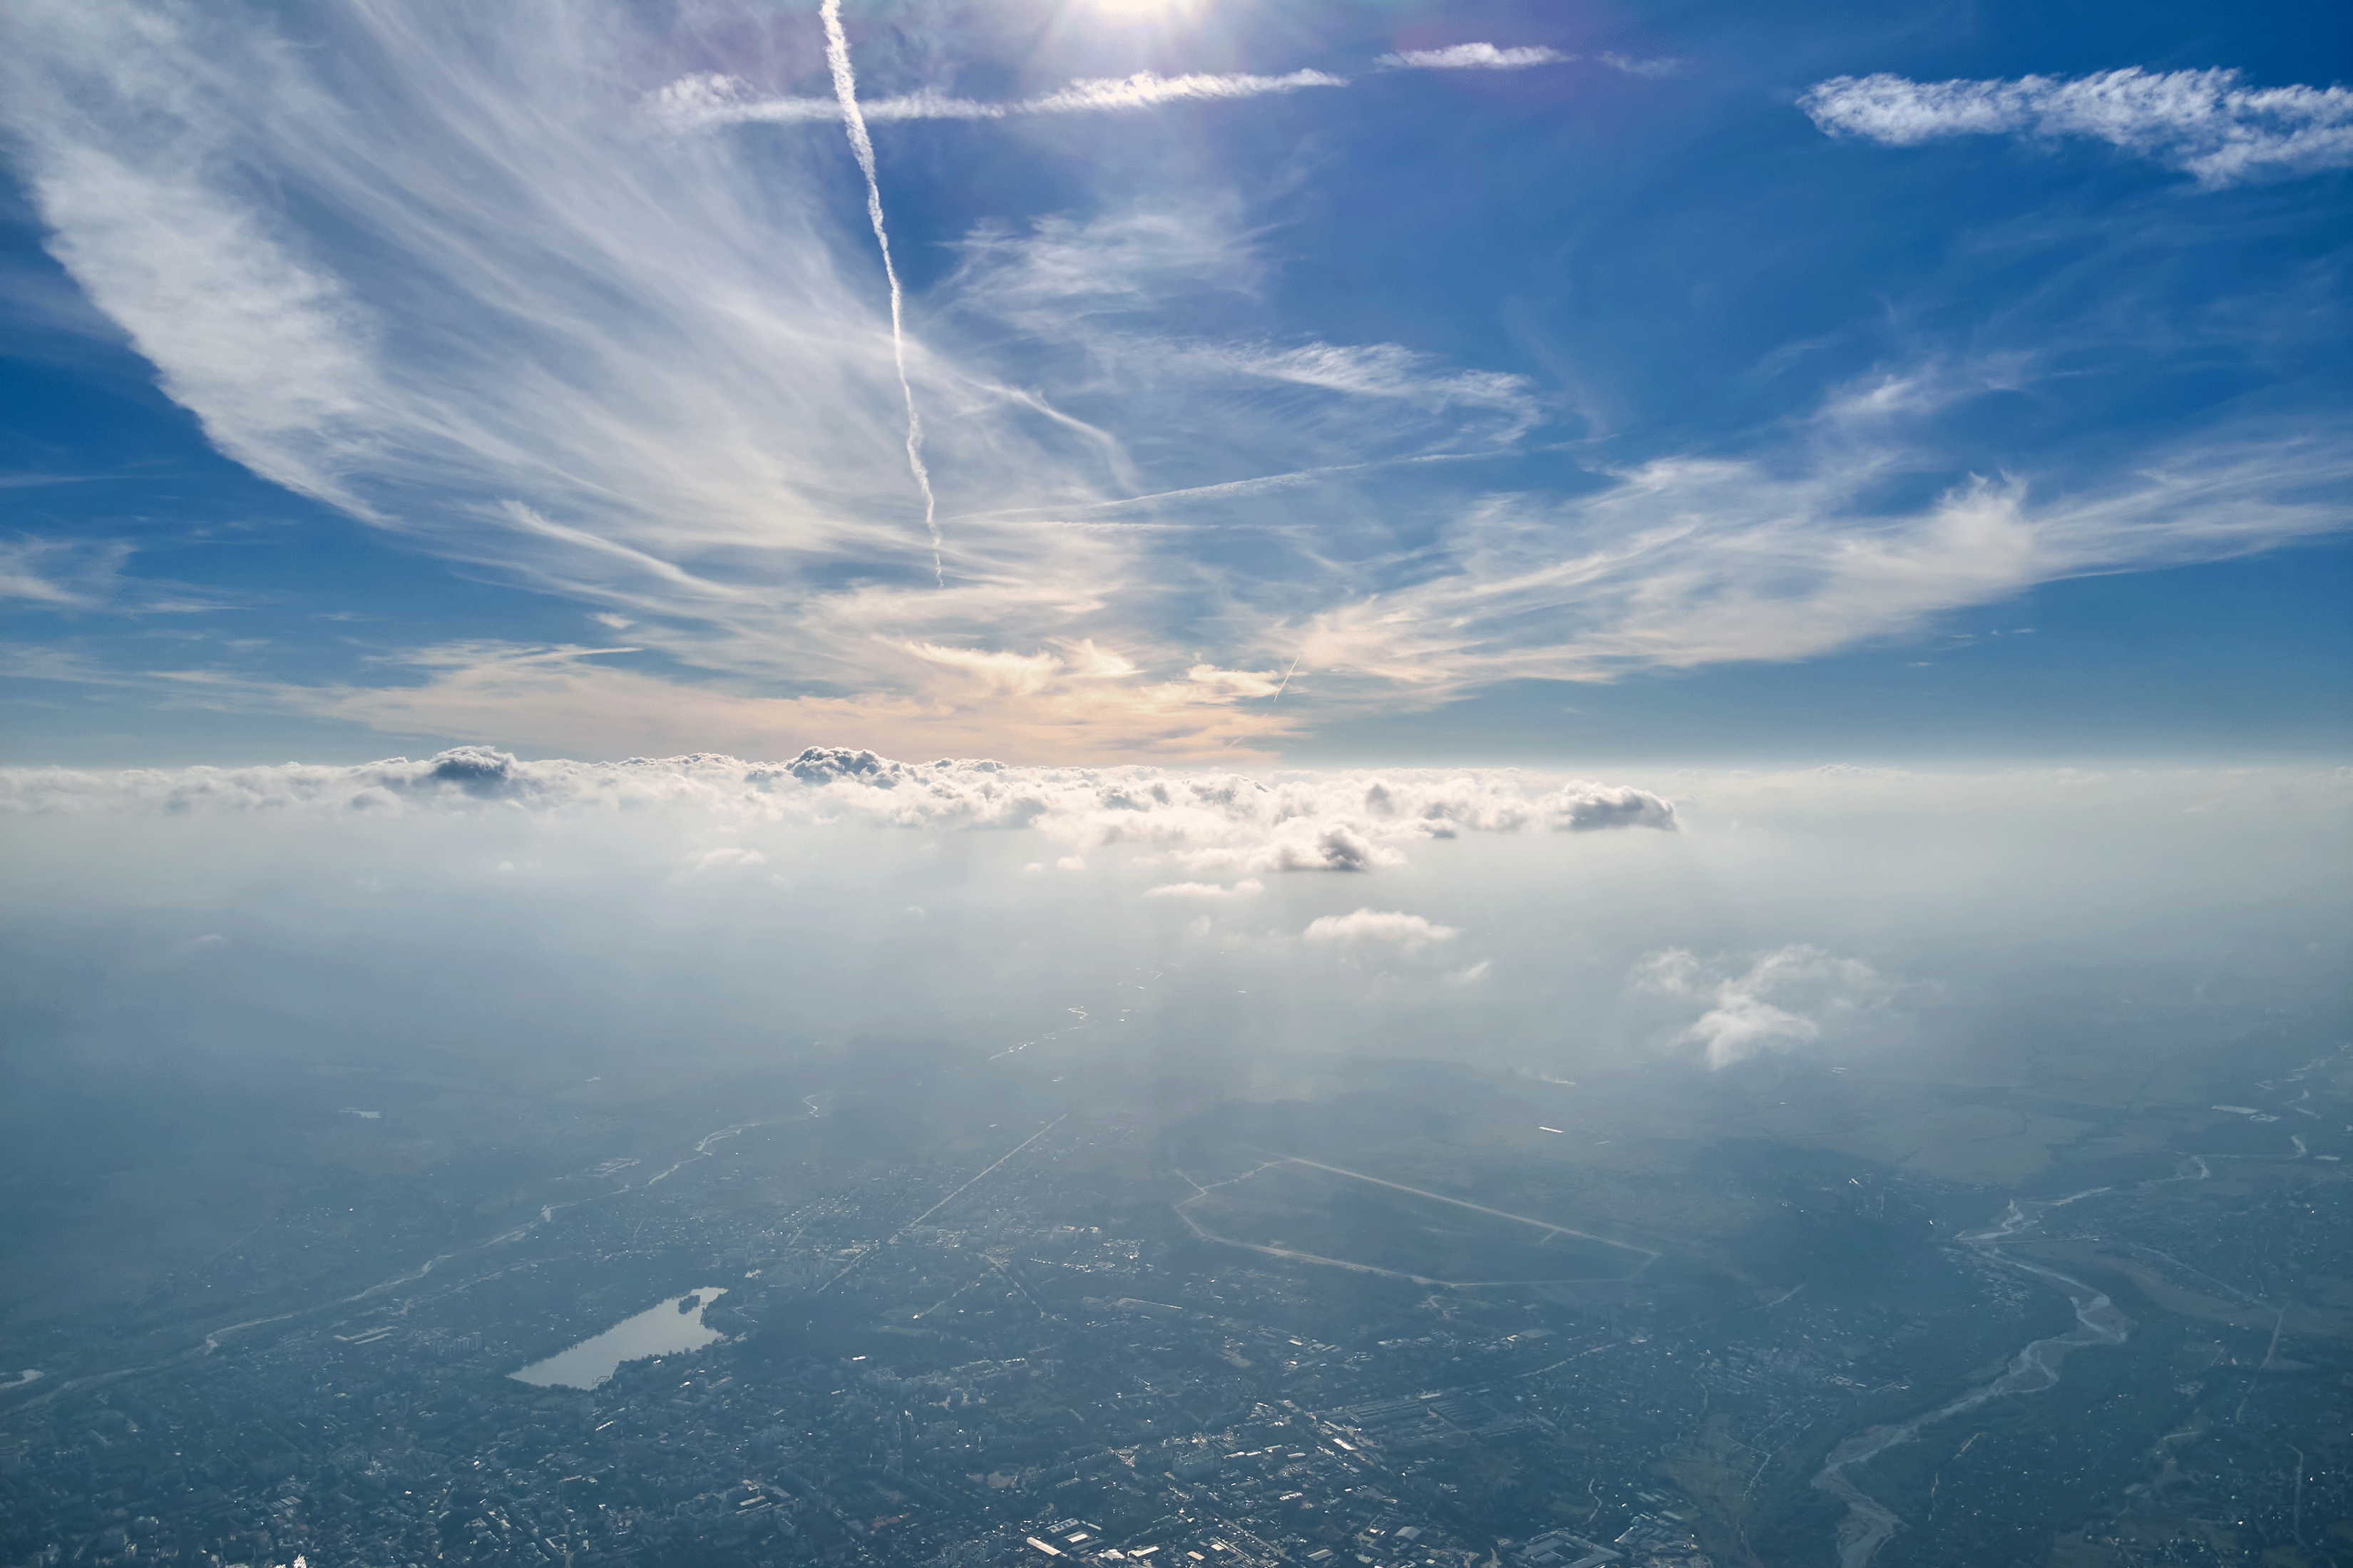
{"left": 1079, "top": 0, "right": 1208, "bottom": 20}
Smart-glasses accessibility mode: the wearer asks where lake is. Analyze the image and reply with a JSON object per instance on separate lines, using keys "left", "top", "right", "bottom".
{"left": 509, "top": 1288, "right": 730, "bottom": 1390}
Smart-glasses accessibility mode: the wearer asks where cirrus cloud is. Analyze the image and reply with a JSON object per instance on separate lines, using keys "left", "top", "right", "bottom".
{"left": 649, "top": 68, "right": 1349, "bottom": 131}
{"left": 1378, "top": 44, "right": 1572, "bottom": 72}
{"left": 1800, "top": 68, "right": 2353, "bottom": 187}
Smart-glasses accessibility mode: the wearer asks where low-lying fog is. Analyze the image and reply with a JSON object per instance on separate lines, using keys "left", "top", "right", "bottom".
{"left": 4, "top": 750, "right": 2342, "bottom": 1095}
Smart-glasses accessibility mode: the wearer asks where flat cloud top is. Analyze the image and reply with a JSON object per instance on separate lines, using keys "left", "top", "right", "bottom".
{"left": 0, "top": 746, "right": 1678, "bottom": 876}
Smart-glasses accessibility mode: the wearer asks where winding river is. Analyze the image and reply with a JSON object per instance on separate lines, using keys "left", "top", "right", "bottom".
{"left": 1810, "top": 1157, "right": 2208, "bottom": 1568}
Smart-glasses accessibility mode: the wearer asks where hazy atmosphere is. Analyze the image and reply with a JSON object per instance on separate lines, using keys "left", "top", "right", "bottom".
{"left": 1, "top": 0, "right": 2348, "bottom": 1565}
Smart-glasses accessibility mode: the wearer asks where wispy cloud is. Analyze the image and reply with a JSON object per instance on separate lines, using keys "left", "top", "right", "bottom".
{"left": 0, "top": 0, "right": 1219, "bottom": 737}
{"left": 0, "top": 536, "right": 130, "bottom": 606}
{"left": 1801, "top": 68, "right": 2353, "bottom": 187}
{"left": 1378, "top": 44, "right": 1571, "bottom": 71}
{"left": 1599, "top": 53, "right": 1684, "bottom": 80}
{"left": 265, "top": 641, "right": 1306, "bottom": 764}
{"left": 651, "top": 68, "right": 1348, "bottom": 131}
{"left": 0, "top": 536, "right": 235, "bottom": 615}
{"left": 1169, "top": 342, "right": 1542, "bottom": 441}
{"left": 1287, "top": 371, "right": 2353, "bottom": 698}
{"left": 4, "top": 3, "right": 2344, "bottom": 761}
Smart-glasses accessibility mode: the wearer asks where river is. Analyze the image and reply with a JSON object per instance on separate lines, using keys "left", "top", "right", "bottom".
{"left": 1809, "top": 1157, "right": 2207, "bottom": 1567}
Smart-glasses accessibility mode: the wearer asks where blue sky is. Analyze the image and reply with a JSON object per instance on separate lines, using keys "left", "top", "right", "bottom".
{"left": 2, "top": 0, "right": 2348, "bottom": 766}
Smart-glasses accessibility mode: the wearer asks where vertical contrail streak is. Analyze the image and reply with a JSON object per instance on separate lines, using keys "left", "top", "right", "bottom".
{"left": 820, "top": 0, "right": 942, "bottom": 584}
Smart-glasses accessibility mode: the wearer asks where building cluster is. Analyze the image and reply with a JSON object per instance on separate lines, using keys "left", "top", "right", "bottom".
{"left": 1, "top": 1104, "right": 2344, "bottom": 1568}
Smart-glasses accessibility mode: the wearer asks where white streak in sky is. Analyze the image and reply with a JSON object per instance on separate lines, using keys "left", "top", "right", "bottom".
{"left": 819, "top": 0, "right": 941, "bottom": 583}
{"left": 1599, "top": 53, "right": 1684, "bottom": 80}
{"left": 652, "top": 68, "right": 1348, "bottom": 130}
{"left": 1378, "top": 44, "right": 1570, "bottom": 71}
{"left": 1025, "top": 69, "right": 1347, "bottom": 113}
{"left": 1800, "top": 68, "right": 2353, "bottom": 187}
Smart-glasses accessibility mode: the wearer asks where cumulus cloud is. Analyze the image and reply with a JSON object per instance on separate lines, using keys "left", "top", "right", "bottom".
{"left": 1633, "top": 944, "right": 1890, "bottom": 1067}
{"left": 1378, "top": 44, "right": 1571, "bottom": 71}
{"left": 1544, "top": 782, "right": 1678, "bottom": 833}
{"left": 1144, "top": 879, "right": 1263, "bottom": 900}
{"left": 1244, "top": 821, "right": 1404, "bottom": 875}
{"left": 0, "top": 748, "right": 1678, "bottom": 881}
{"left": 1800, "top": 68, "right": 2353, "bottom": 186}
{"left": 1302, "top": 908, "right": 1460, "bottom": 950}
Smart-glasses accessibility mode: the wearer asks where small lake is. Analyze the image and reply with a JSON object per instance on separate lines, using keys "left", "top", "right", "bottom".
{"left": 509, "top": 1288, "right": 729, "bottom": 1390}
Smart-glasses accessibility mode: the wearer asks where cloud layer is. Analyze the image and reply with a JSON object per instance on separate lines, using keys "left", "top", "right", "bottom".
{"left": 4, "top": 759, "right": 2339, "bottom": 1100}
{"left": 0, "top": 747, "right": 1677, "bottom": 878}
{"left": 1802, "top": 68, "right": 2353, "bottom": 186}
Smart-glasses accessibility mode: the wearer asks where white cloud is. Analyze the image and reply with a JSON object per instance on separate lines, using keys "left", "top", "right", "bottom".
{"left": 23, "top": 145, "right": 382, "bottom": 514}
{"left": 0, "top": 0, "right": 1234, "bottom": 742}
{"left": 1302, "top": 908, "right": 1460, "bottom": 950}
{"left": 1599, "top": 53, "right": 1683, "bottom": 80}
{"left": 1291, "top": 401, "right": 2353, "bottom": 698}
{"left": 1543, "top": 782, "right": 1679, "bottom": 833}
{"left": 0, "top": 537, "right": 131, "bottom": 606}
{"left": 1171, "top": 341, "right": 1542, "bottom": 441}
{"left": 8, "top": 1, "right": 2343, "bottom": 764}
{"left": 1144, "top": 879, "right": 1263, "bottom": 900}
{"left": 690, "top": 845, "right": 767, "bottom": 871}
{"left": 130, "top": 640, "right": 1306, "bottom": 764}
{"left": 1800, "top": 68, "right": 2353, "bottom": 187}
{"left": 1634, "top": 944, "right": 1890, "bottom": 1067}
{"left": 1378, "top": 45, "right": 1571, "bottom": 71}
{"left": 0, "top": 748, "right": 1678, "bottom": 889}
{"left": 2, "top": 759, "right": 2339, "bottom": 1117}
{"left": 652, "top": 69, "right": 1348, "bottom": 131}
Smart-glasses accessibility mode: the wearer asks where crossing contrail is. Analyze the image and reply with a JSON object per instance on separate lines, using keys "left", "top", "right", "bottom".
{"left": 819, "top": 0, "right": 942, "bottom": 585}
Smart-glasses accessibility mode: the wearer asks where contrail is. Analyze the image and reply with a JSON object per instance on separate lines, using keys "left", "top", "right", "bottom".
{"left": 819, "top": 0, "right": 943, "bottom": 584}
